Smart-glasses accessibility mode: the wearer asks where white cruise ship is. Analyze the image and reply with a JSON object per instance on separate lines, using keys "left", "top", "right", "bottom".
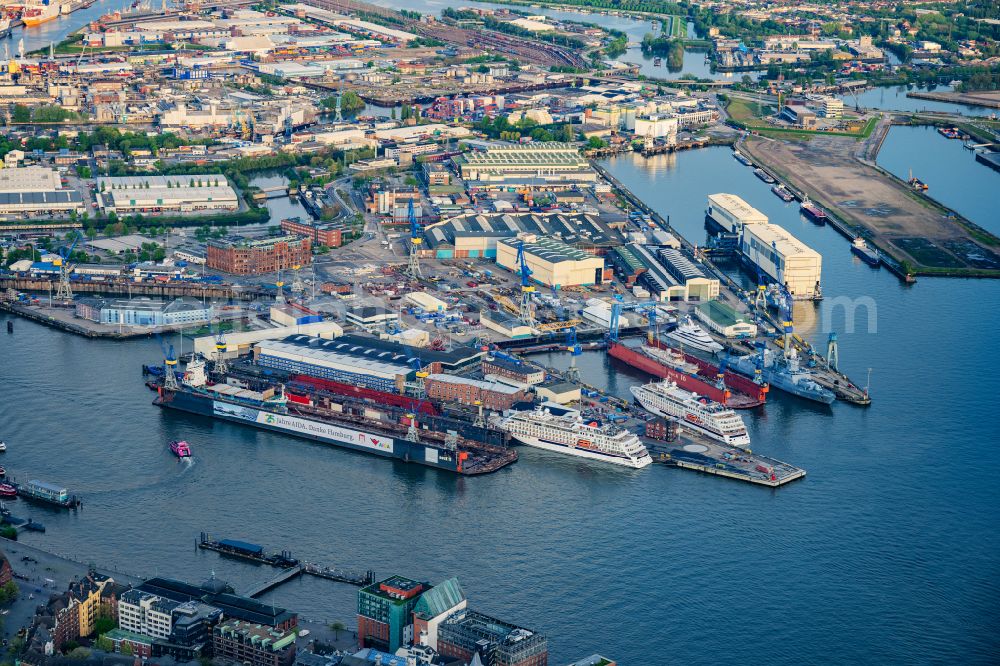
{"left": 496, "top": 409, "right": 652, "bottom": 469}
{"left": 630, "top": 381, "right": 751, "bottom": 448}
{"left": 666, "top": 316, "right": 723, "bottom": 354}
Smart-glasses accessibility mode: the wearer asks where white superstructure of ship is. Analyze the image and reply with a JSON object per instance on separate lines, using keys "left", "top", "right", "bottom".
{"left": 666, "top": 315, "right": 723, "bottom": 353}
{"left": 630, "top": 380, "right": 751, "bottom": 448}
{"left": 496, "top": 408, "right": 652, "bottom": 468}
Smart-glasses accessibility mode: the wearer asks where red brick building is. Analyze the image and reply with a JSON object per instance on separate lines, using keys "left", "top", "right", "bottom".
{"left": 424, "top": 374, "right": 525, "bottom": 411}
{"left": 279, "top": 217, "right": 345, "bottom": 248}
{"left": 207, "top": 235, "right": 311, "bottom": 275}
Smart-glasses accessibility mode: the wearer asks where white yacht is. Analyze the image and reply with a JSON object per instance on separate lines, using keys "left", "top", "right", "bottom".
{"left": 630, "top": 381, "right": 751, "bottom": 448}
{"left": 666, "top": 316, "right": 723, "bottom": 354}
{"left": 496, "top": 408, "right": 652, "bottom": 469}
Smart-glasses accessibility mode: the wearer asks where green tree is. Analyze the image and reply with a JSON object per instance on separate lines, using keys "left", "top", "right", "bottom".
{"left": 94, "top": 636, "right": 114, "bottom": 653}
{"left": 11, "top": 105, "right": 30, "bottom": 123}
{"left": 120, "top": 642, "right": 133, "bottom": 657}
{"left": 329, "top": 621, "right": 346, "bottom": 640}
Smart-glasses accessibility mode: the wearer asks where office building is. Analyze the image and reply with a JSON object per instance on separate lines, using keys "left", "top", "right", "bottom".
{"left": 280, "top": 217, "right": 345, "bottom": 248}
{"left": 437, "top": 610, "right": 547, "bottom": 666}
{"left": 213, "top": 620, "right": 297, "bottom": 666}
{"left": 412, "top": 578, "right": 467, "bottom": 652}
{"left": 207, "top": 235, "right": 312, "bottom": 275}
{"left": 482, "top": 355, "right": 546, "bottom": 385}
{"left": 424, "top": 374, "right": 526, "bottom": 411}
{"left": 357, "top": 576, "right": 429, "bottom": 652}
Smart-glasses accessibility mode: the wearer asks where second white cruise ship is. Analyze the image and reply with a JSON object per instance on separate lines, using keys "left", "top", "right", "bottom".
{"left": 630, "top": 381, "right": 751, "bottom": 448}
{"left": 495, "top": 408, "right": 652, "bottom": 468}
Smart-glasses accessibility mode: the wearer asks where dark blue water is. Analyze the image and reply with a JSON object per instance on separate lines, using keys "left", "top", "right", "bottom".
{"left": 2, "top": 143, "right": 998, "bottom": 662}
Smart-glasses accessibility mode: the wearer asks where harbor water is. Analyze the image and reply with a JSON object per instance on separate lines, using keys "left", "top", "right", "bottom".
{"left": 3, "top": 143, "right": 999, "bottom": 663}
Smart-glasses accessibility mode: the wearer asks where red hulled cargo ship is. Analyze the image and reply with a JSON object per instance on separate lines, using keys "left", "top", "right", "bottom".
{"left": 608, "top": 341, "right": 767, "bottom": 409}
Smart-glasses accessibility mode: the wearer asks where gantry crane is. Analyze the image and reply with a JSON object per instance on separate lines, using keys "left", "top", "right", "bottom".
{"left": 53, "top": 234, "right": 79, "bottom": 301}
{"left": 516, "top": 240, "right": 535, "bottom": 327}
{"left": 406, "top": 198, "right": 423, "bottom": 279}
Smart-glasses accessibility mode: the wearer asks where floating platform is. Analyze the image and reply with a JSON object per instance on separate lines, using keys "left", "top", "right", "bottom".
{"left": 644, "top": 434, "right": 806, "bottom": 487}
{"left": 198, "top": 533, "right": 299, "bottom": 567}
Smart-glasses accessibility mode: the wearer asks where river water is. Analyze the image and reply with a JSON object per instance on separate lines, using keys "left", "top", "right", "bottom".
{"left": 3, "top": 2, "right": 999, "bottom": 663}
{"left": 3, "top": 138, "right": 999, "bottom": 663}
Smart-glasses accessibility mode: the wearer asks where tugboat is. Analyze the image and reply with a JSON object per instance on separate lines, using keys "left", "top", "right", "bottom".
{"left": 0, "top": 484, "right": 17, "bottom": 499}
{"left": 908, "top": 170, "right": 928, "bottom": 191}
{"left": 170, "top": 440, "right": 192, "bottom": 458}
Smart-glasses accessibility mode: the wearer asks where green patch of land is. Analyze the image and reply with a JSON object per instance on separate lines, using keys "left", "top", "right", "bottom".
{"left": 726, "top": 97, "right": 879, "bottom": 139}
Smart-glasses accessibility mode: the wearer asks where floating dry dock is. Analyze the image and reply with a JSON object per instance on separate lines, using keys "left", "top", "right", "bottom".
{"left": 644, "top": 435, "right": 806, "bottom": 487}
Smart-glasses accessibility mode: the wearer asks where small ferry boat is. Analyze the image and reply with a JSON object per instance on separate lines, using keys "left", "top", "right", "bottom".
{"left": 851, "top": 238, "right": 881, "bottom": 267}
{"left": 170, "top": 440, "right": 192, "bottom": 458}
{"left": 0, "top": 484, "right": 17, "bottom": 498}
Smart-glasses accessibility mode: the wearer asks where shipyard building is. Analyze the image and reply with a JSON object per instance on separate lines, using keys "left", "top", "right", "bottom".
{"left": 424, "top": 211, "right": 622, "bottom": 260}
{"left": 253, "top": 334, "right": 483, "bottom": 393}
{"left": 95, "top": 175, "right": 238, "bottom": 214}
{"left": 496, "top": 236, "right": 606, "bottom": 288}
{"left": 454, "top": 143, "right": 597, "bottom": 190}
{"left": 706, "top": 194, "right": 822, "bottom": 300}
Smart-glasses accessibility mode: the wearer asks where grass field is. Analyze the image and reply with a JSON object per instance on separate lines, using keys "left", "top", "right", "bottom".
{"left": 727, "top": 97, "right": 880, "bottom": 140}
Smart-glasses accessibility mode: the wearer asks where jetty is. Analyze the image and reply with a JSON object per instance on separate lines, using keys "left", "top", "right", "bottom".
{"left": 644, "top": 434, "right": 806, "bottom": 488}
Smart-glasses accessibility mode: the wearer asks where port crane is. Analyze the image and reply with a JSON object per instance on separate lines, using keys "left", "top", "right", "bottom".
{"left": 608, "top": 295, "right": 659, "bottom": 342}
{"left": 53, "top": 233, "right": 79, "bottom": 301}
{"left": 213, "top": 324, "right": 228, "bottom": 375}
{"left": 160, "top": 338, "right": 179, "bottom": 391}
{"left": 515, "top": 240, "right": 535, "bottom": 327}
{"left": 564, "top": 326, "right": 582, "bottom": 382}
{"left": 406, "top": 198, "right": 423, "bottom": 279}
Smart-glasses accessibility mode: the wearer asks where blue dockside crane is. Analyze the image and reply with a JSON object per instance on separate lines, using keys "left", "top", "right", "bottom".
{"left": 160, "top": 338, "right": 179, "bottom": 390}
{"left": 53, "top": 234, "right": 79, "bottom": 301}
{"left": 516, "top": 240, "right": 535, "bottom": 327}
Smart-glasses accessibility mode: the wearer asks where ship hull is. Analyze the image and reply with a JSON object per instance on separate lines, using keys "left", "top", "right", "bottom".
{"left": 631, "top": 388, "right": 751, "bottom": 448}
{"left": 509, "top": 434, "right": 652, "bottom": 468}
{"left": 156, "top": 388, "right": 514, "bottom": 475}
{"left": 729, "top": 359, "right": 835, "bottom": 405}
{"left": 801, "top": 205, "right": 827, "bottom": 225}
{"left": 851, "top": 245, "right": 881, "bottom": 267}
{"left": 609, "top": 342, "right": 766, "bottom": 409}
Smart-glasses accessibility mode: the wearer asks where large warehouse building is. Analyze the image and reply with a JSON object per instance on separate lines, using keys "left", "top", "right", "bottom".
{"left": 454, "top": 143, "right": 597, "bottom": 190}
{"left": 424, "top": 211, "right": 623, "bottom": 260}
{"left": 0, "top": 166, "right": 84, "bottom": 216}
{"left": 96, "top": 175, "right": 238, "bottom": 214}
{"left": 253, "top": 334, "right": 484, "bottom": 393}
{"left": 496, "top": 236, "right": 605, "bottom": 288}
{"left": 740, "top": 222, "right": 822, "bottom": 299}
{"left": 705, "top": 193, "right": 768, "bottom": 234}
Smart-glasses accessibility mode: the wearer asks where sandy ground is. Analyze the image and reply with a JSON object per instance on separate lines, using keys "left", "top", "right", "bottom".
{"left": 740, "top": 132, "right": 1000, "bottom": 274}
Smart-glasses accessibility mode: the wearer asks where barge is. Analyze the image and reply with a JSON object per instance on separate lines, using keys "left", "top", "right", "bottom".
{"left": 154, "top": 360, "right": 516, "bottom": 475}
{"left": 11, "top": 479, "right": 81, "bottom": 508}
{"left": 608, "top": 341, "right": 767, "bottom": 409}
{"left": 753, "top": 168, "right": 775, "bottom": 184}
{"left": 198, "top": 533, "right": 299, "bottom": 567}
